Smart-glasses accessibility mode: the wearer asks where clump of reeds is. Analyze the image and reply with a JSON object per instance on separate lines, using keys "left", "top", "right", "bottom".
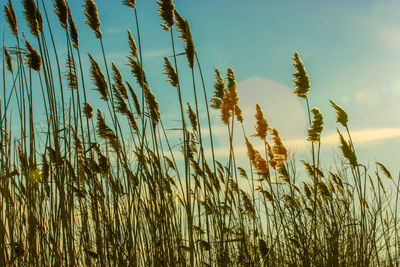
{"left": 0, "top": 1, "right": 399, "bottom": 266}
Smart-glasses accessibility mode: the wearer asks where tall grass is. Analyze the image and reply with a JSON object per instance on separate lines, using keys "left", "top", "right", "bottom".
{"left": 1, "top": 0, "right": 399, "bottom": 266}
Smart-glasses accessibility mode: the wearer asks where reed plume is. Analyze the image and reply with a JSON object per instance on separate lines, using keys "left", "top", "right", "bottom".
{"left": 83, "top": 102, "right": 94, "bottom": 119}
{"left": 4, "top": 46, "right": 13, "bottom": 72}
{"left": 54, "top": 0, "right": 68, "bottom": 29}
{"left": 376, "top": 162, "right": 392, "bottom": 179}
{"left": 317, "top": 179, "right": 332, "bottom": 200}
{"left": 113, "top": 85, "right": 129, "bottom": 113}
{"left": 337, "top": 129, "right": 357, "bottom": 167}
{"left": 253, "top": 104, "right": 269, "bottom": 140}
{"left": 303, "top": 182, "right": 312, "bottom": 199}
{"left": 302, "top": 160, "right": 324, "bottom": 179}
{"left": 112, "top": 63, "right": 128, "bottom": 99}
{"left": 293, "top": 52, "right": 310, "bottom": 99}
{"left": 163, "top": 57, "right": 178, "bottom": 87}
{"left": 83, "top": 0, "right": 102, "bottom": 38}
{"left": 220, "top": 90, "right": 234, "bottom": 125}
{"left": 25, "top": 41, "right": 42, "bottom": 72}
{"left": 122, "top": 0, "right": 136, "bottom": 9}
{"left": 278, "top": 164, "right": 290, "bottom": 183}
{"left": 23, "top": 0, "right": 40, "bottom": 37}
{"left": 36, "top": 7, "right": 43, "bottom": 33}
{"left": 283, "top": 194, "right": 300, "bottom": 210}
{"left": 210, "top": 68, "right": 225, "bottom": 109}
{"left": 126, "top": 109, "right": 139, "bottom": 133}
{"left": 126, "top": 82, "right": 141, "bottom": 116}
{"left": 174, "top": 11, "right": 195, "bottom": 68}
{"left": 128, "top": 56, "right": 147, "bottom": 86}
{"left": 330, "top": 100, "right": 348, "bottom": 127}
{"left": 65, "top": 55, "right": 78, "bottom": 90}
{"left": 71, "top": 126, "right": 83, "bottom": 153}
{"left": 271, "top": 128, "right": 287, "bottom": 162}
{"left": 187, "top": 102, "right": 197, "bottom": 132}
{"left": 67, "top": 4, "right": 79, "bottom": 49}
{"left": 127, "top": 30, "right": 138, "bottom": 59}
{"left": 88, "top": 54, "right": 109, "bottom": 101}
{"left": 245, "top": 137, "right": 269, "bottom": 174}
{"left": 307, "top": 107, "right": 323, "bottom": 142}
{"left": 219, "top": 68, "right": 240, "bottom": 124}
{"left": 4, "top": 0, "right": 18, "bottom": 37}
{"left": 157, "top": 0, "right": 175, "bottom": 30}
{"left": 240, "top": 189, "right": 256, "bottom": 218}
{"left": 96, "top": 110, "right": 120, "bottom": 152}
{"left": 143, "top": 84, "right": 160, "bottom": 124}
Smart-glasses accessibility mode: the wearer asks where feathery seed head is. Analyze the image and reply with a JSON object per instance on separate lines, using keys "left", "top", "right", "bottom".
{"left": 163, "top": 57, "right": 178, "bottom": 87}
{"left": 25, "top": 41, "right": 42, "bottom": 72}
{"left": 187, "top": 102, "right": 198, "bottom": 132}
{"left": 112, "top": 63, "right": 128, "bottom": 99}
{"left": 23, "top": 0, "right": 40, "bottom": 37}
{"left": 317, "top": 179, "right": 332, "bottom": 200}
{"left": 307, "top": 107, "right": 324, "bottom": 142}
{"left": 96, "top": 110, "right": 119, "bottom": 152}
{"left": 376, "top": 162, "right": 392, "bottom": 179}
{"left": 235, "top": 105, "right": 243, "bottom": 123}
{"left": 157, "top": 0, "right": 175, "bottom": 30}
{"left": 126, "top": 110, "right": 139, "bottom": 133}
{"left": 36, "top": 7, "right": 43, "bottom": 33}
{"left": 143, "top": 83, "right": 160, "bottom": 124}
{"left": 174, "top": 10, "right": 195, "bottom": 68}
{"left": 88, "top": 54, "right": 109, "bottom": 101}
{"left": 122, "top": 0, "right": 136, "bottom": 8}
{"left": 4, "top": 47, "right": 13, "bottom": 72}
{"left": 210, "top": 68, "right": 225, "bottom": 109}
{"left": 271, "top": 128, "right": 287, "bottom": 163}
{"left": 337, "top": 129, "right": 357, "bottom": 167}
{"left": 245, "top": 137, "right": 269, "bottom": 174}
{"left": 330, "top": 100, "right": 348, "bottom": 127}
{"left": 127, "top": 30, "right": 138, "bottom": 59}
{"left": 254, "top": 104, "right": 269, "bottom": 140}
{"left": 240, "top": 189, "right": 256, "bottom": 217}
{"left": 293, "top": 52, "right": 310, "bottom": 99}
{"left": 83, "top": 102, "right": 94, "bottom": 119}
{"left": 126, "top": 81, "right": 141, "bottom": 116}
{"left": 83, "top": 0, "right": 102, "bottom": 38}
{"left": 54, "top": 0, "right": 68, "bottom": 29}
{"left": 113, "top": 85, "right": 129, "bottom": 114}
{"left": 227, "top": 68, "right": 236, "bottom": 90}
{"left": 4, "top": 0, "right": 18, "bottom": 37}
{"left": 219, "top": 68, "right": 240, "bottom": 124}
{"left": 70, "top": 125, "right": 83, "bottom": 152}
{"left": 65, "top": 56, "right": 78, "bottom": 90}
{"left": 67, "top": 5, "right": 79, "bottom": 48}
{"left": 128, "top": 56, "right": 147, "bottom": 86}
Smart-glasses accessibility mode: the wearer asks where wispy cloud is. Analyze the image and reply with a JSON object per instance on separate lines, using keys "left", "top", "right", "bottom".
{"left": 208, "top": 127, "right": 400, "bottom": 159}
{"left": 142, "top": 49, "right": 169, "bottom": 59}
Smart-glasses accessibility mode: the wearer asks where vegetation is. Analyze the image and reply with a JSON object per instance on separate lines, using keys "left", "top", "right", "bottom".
{"left": 0, "top": 0, "right": 398, "bottom": 266}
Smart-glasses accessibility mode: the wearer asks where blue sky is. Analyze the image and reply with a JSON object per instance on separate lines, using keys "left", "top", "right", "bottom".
{"left": 3, "top": 0, "right": 400, "bottom": 173}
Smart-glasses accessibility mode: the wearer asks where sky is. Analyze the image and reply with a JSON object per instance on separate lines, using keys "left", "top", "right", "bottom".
{"left": 3, "top": 0, "right": 400, "bottom": 175}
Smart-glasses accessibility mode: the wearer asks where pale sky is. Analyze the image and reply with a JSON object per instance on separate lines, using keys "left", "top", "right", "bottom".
{"left": 3, "top": 0, "right": 400, "bottom": 174}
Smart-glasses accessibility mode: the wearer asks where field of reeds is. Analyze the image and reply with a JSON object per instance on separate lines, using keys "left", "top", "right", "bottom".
{"left": 1, "top": 0, "right": 399, "bottom": 266}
